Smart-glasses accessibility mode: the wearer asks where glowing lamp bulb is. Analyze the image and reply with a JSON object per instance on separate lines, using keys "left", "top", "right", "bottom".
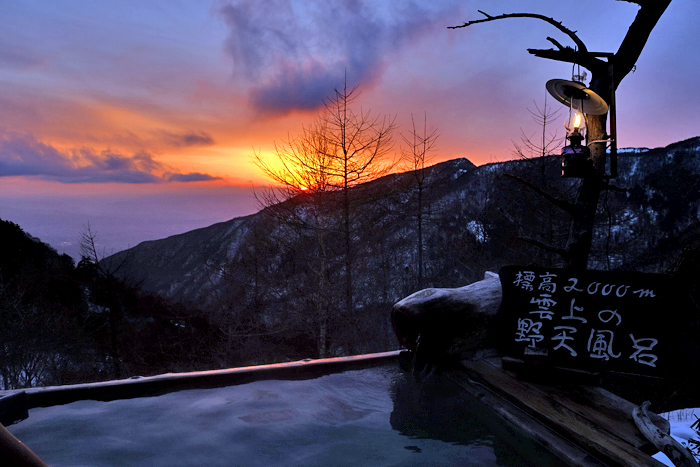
{"left": 566, "top": 108, "right": 586, "bottom": 136}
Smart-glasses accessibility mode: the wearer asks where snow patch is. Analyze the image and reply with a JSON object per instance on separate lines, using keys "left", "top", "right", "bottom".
{"left": 652, "top": 408, "right": 700, "bottom": 466}
{"left": 467, "top": 220, "right": 487, "bottom": 243}
{"left": 453, "top": 168, "right": 469, "bottom": 179}
{"left": 617, "top": 147, "right": 649, "bottom": 154}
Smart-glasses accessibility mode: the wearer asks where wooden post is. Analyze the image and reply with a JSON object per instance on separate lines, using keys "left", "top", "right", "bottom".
{"left": 0, "top": 422, "right": 49, "bottom": 467}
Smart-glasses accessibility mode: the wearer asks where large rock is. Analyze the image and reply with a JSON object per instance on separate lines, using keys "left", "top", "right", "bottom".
{"left": 391, "top": 272, "right": 502, "bottom": 362}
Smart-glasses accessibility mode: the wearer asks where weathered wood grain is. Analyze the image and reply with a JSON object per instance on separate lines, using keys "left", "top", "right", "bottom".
{"left": 461, "top": 357, "right": 667, "bottom": 466}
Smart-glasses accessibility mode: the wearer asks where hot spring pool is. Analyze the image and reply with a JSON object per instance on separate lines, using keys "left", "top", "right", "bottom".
{"left": 8, "top": 364, "right": 569, "bottom": 466}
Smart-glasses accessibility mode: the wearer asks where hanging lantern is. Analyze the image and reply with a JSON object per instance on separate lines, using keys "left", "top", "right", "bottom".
{"left": 546, "top": 79, "right": 608, "bottom": 178}
{"left": 562, "top": 96, "right": 590, "bottom": 177}
{"left": 560, "top": 127, "right": 590, "bottom": 177}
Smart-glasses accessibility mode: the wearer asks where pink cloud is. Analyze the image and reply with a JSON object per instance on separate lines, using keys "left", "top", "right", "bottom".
{"left": 0, "top": 132, "right": 220, "bottom": 184}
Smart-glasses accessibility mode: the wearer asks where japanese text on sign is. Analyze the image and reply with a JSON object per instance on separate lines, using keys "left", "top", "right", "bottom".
{"left": 504, "top": 268, "right": 663, "bottom": 372}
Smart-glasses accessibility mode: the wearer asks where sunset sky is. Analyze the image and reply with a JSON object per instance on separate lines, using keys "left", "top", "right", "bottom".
{"left": 1, "top": 0, "right": 698, "bottom": 259}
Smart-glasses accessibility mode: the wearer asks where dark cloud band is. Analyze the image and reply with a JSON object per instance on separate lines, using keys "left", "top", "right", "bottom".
{"left": 219, "top": 0, "right": 462, "bottom": 115}
{"left": 158, "top": 130, "right": 215, "bottom": 148}
{"left": 166, "top": 172, "right": 220, "bottom": 182}
{"left": 0, "top": 132, "right": 220, "bottom": 184}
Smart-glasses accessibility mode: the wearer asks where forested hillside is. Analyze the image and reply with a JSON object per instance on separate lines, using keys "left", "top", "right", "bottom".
{"left": 3, "top": 136, "right": 699, "bottom": 388}
{"left": 110, "top": 136, "right": 700, "bottom": 361}
{"left": 0, "top": 220, "right": 217, "bottom": 390}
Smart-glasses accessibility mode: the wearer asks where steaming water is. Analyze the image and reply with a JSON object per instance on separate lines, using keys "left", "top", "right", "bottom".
{"left": 9, "top": 365, "right": 568, "bottom": 467}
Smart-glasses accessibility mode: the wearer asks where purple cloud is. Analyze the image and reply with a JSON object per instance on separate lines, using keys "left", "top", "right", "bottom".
{"left": 158, "top": 130, "right": 215, "bottom": 147}
{"left": 219, "top": 0, "right": 462, "bottom": 115}
{"left": 166, "top": 172, "right": 221, "bottom": 182}
{"left": 249, "top": 60, "right": 345, "bottom": 112}
{"left": 0, "top": 132, "right": 219, "bottom": 184}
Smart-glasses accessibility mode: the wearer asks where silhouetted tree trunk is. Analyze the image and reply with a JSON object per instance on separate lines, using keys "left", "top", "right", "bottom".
{"left": 402, "top": 113, "right": 438, "bottom": 289}
{"left": 255, "top": 77, "right": 396, "bottom": 355}
{"left": 320, "top": 79, "right": 397, "bottom": 349}
{"left": 79, "top": 223, "right": 127, "bottom": 378}
{"left": 507, "top": 98, "right": 567, "bottom": 267}
{"left": 452, "top": 1, "right": 672, "bottom": 269}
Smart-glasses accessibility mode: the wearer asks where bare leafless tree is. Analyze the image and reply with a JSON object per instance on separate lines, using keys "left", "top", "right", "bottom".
{"left": 78, "top": 223, "right": 129, "bottom": 378}
{"left": 318, "top": 81, "right": 397, "bottom": 339}
{"left": 401, "top": 113, "right": 439, "bottom": 289}
{"left": 253, "top": 78, "right": 397, "bottom": 355}
{"left": 451, "top": 1, "right": 672, "bottom": 269}
{"left": 512, "top": 96, "right": 563, "bottom": 171}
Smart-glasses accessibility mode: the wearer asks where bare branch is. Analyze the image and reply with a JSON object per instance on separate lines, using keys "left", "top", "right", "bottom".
{"left": 451, "top": 2, "right": 671, "bottom": 270}
{"left": 449, "top": 11, "right": 587, "bottom": 52}
{"left": 518, "top": 236, "right": 569, "bottom": 261}
{"left": 546, "top": 36, "right": 565, "bottom": 50}
{"left": 512, "top": 97, "right": 564, "bottom": 162}
{"left": 453, "top": 3, "right": 670, "bottom": 93}
{"left": 615, "top": 0, "right": 651, "bottom": 7}
{"left": 497, "top": 207, "right": 569, "bottom": 261}
{"left": 527, "top": 48, "right": 607, "bottom": 75}
{"left": 614, "top": 1, "right": 672, "bottom": 86}
{"left": 401, "top": 112, "right": 439, "bottom": 184}
{"left": 504, "top": 173, "right": 575, "bottom": 214}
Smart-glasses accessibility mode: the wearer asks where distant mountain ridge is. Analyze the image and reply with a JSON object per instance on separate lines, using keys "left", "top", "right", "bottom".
{"left": 110, "top": 157, "right": 476, "bottom": 303}
{"left": 4, "top": 136, "right": 700, "bottom": 384}
{"left": 114, "top": 215, "right": 255, "bottom": 299}
{"left": 109, "top": 136, "right": 700, "bottom": 310}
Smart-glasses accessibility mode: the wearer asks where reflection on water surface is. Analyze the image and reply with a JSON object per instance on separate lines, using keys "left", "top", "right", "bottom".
{"left": 9, "top": 364, "right": 568, "bottom": 466}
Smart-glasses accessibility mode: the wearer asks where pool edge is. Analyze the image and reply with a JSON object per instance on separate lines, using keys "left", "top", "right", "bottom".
{"left": 1, "top": 350, "right": 401, "bottom": 414}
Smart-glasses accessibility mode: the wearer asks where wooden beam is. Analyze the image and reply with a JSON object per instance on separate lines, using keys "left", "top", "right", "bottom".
{"left": 461, "top": 357, "right": 668, "bottom": 466}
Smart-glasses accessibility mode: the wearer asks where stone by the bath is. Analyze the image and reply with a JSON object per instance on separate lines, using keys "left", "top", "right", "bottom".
{"left": 391, "top": 272, "right": 502, "bottom": 359}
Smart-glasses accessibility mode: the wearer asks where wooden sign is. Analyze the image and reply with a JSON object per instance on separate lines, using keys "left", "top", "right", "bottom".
{"left": 497, "top": 266, "right": 692, "bottom": 376}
